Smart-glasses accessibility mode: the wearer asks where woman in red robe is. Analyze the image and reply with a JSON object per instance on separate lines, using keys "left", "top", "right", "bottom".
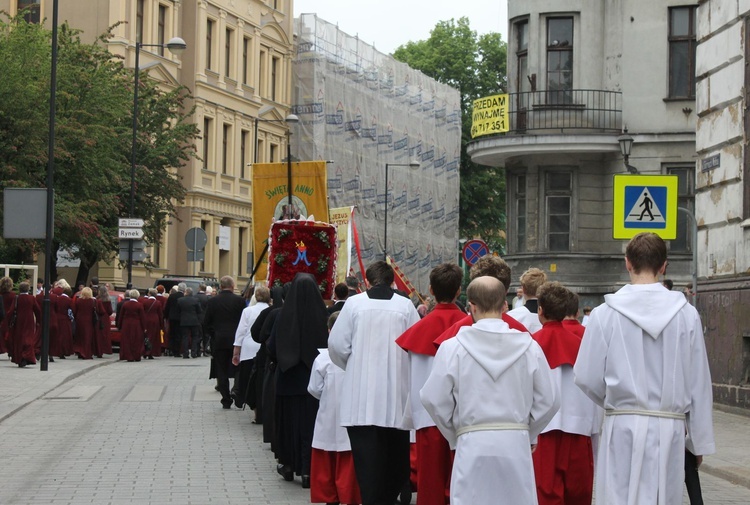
{"left": 0, "top": 276, "right": 15, "bottom": 356}
{"left": 73, "top": 287, "right": 97, "bottom": 359}
{"left": 117, "top": 289, "right": 146, "bottom": 362}
{"left": 55, "top": 286, "right": 75, "bottom": 358}
{"left": 141, "top": 288, "right": 163, "bottom": 359}
{"left": 8, "top": 281, "right": 41, "bottom": 367}
{"left": 96, "top": 286, "right": 114, "bottom": 356}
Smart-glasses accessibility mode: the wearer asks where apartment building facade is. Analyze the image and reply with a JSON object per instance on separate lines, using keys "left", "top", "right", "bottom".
{"left": 3, "top": 0, "right": 295, "bottom": 289}
{"left": 695, "top": 0, "right": 750, "bottom": 408}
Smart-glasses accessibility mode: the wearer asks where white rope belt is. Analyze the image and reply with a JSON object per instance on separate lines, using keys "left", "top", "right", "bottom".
{"left": 605, "top": 409, "right": 686, "bottom": 420}
{"left": 456, "top": 423, "right": 528, "bottom": 437}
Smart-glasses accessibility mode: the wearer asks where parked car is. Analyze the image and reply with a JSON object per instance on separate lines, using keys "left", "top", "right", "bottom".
{"left": 153, "top": 275, "right": 219, "bottom": 294}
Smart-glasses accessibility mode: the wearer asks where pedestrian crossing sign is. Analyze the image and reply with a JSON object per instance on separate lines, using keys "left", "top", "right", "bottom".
{"left": 613, "top": 174, "right": 678, "bottom": 239}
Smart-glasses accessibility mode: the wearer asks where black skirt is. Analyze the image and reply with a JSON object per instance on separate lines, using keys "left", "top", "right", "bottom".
{"left": 274, "top": 393, "right": 319, "bottom": 476}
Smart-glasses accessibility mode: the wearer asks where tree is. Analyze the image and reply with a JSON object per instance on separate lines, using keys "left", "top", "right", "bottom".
{"left": 0, "top": 15, "right": 199, "bottom": 284}
{"left": 393, "top": 18, "right": 508, "bottom": 252}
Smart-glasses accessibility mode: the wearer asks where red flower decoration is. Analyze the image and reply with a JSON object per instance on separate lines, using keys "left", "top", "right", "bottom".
{"left": 267, "top": 220, "right": 337, "bottom": 299}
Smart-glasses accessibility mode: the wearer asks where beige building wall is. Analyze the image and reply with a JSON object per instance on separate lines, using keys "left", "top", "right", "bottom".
{"left": 3, "top": 0, "right": 295, "bottom": 290}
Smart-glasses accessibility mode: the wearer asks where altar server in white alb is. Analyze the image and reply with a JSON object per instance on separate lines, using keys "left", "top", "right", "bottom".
{"left": 574, "top": 232, "right": 715, "bottom": 505}
{"left": 307, "top": 312, "right": 361, "bottom": 505}
{"left": 420, "top": 276, "right": 559, "bottom": 505}
{"left": 328, "top": 260, "right": 420, "bottom": 505}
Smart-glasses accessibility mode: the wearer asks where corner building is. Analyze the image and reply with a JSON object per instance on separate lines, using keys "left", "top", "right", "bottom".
{"left": 469, "top": 0, "right": 698, "bottom": 307}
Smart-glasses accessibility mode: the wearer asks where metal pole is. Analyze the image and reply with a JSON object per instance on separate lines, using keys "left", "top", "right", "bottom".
{"left": 678, "top": 206, "right": 698, "bottom": 305}
{"left": 193, "top": 229, "right": 198, "bottom": 276}
{"left": 128, "top": 43, "right": 141, "bottom": 290}
{"left": 384, "top": 163, "right": 389, "bottom": 261}
{"left": 41, "top": 0, "right": 60, "bottom": 372}
{"left": 287, "top": 131, "right": 293, "bottom": 212}
{"left": 253, "top": 117, "right": 259, "bottom": 163}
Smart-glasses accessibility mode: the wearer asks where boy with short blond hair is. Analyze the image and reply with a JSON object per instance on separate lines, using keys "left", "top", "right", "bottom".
{"left": 507, "top": 267, "right": 547, "bottom": 333}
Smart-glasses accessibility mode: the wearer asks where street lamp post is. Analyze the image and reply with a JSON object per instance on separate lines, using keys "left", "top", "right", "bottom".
{"left": 128, "top": 37, "right": 186, "bottom": 289}
{"left": 383, "top": 161, "right": 420, "bottom": 261}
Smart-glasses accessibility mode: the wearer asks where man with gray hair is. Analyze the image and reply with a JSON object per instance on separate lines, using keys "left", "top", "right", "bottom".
{"left": 165, "top": 282, "right": 186, "bottom": 356}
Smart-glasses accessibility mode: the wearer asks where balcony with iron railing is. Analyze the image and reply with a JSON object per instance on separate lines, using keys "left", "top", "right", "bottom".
{"left": 468, "top": 89, "right": 624, "bottom": 166}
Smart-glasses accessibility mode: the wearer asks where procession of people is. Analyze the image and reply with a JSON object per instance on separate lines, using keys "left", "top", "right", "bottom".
{"left": 0, "top": 232, "right": 715, "bottom": 505}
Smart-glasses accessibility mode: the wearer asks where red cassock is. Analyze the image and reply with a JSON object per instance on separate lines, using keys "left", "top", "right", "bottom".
{"left": 95, "top": 298, "right": 113, "bottom": 356}
{"left": 310, "top": 449, "right": 361, "bottom": 504}
{"left": 562, "top": 318, "right": 585, "bottom": 338}
{"left": 8, "top": 293, "right": 41, "bottom": 366}
{"left": 117, "top": 299, "right": 146, "bottom": 361}
{"left": 55, "top": 294, "right": 74, "bottom": 357}
{"left": 73, "top": 298, "right": 97, "bottom": 359}
{"left": 396, "top": 303, "right": 467, "bottom": 505}
{"left": 1, "top": 291, "right": 16, "bottom": 354}
{"left": 140, "top": 297, "right": 164, "bottom": 357}
{"left": 532, "top": 321, "right": 593, "bottom": 505}
{"left": 35, "top": 292, "right": 59, "bottom": 357}
{"left": 433, "top": 311, "right": 529, "bottom": 348}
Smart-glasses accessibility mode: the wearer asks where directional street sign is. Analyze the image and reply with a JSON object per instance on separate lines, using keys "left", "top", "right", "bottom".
{"left": 118, "top": 228, "right": 144, "bottom": 239}
{"left": 119, "top": 218, "right": 144, "bottom": 228}
{"left": 462, "top": 239, "right": 490, "bottom": 266}
{"left": 613, "top": 174, "right": 678, "bottom": 240}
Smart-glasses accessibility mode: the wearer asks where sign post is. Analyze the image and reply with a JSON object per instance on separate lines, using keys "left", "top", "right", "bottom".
{"left": 185, "top": 227, "right": 208, "bottom": 277}
{"left": 462, "top": 239, "right": 490, "bottom": 266}
{"left": 119, "top": 218, "right": 145, "bottom": 289}
{"left": 612, "top": 175, "right": 678, "bottom": 240}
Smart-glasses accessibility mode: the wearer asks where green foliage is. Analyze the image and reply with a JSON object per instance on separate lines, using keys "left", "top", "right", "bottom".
{"left": 393, "top": 18, "right": 507, "bottom": 252}
{"left": 0, "top": 14, "right": 199, "bottom": 272}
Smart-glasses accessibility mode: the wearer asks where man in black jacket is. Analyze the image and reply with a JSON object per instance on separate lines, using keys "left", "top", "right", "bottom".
{"left": 328, "top": 282, "right": 349, "bottom": 315}
{"left": 164, "top": 283, "right": 185, "bottom": 356}
{"left": 177, "top": 287, "right": 203, "bottom": 359}
{"left": 203, "top": 276, "right": 245, "bottom": 409}
{"left": 195, "top": 284, "right": 210, "bottom": 356}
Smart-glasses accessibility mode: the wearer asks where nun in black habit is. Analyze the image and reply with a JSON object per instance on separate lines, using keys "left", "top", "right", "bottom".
{"left": 268, "top": 273, "right": 328, "bottom": 488}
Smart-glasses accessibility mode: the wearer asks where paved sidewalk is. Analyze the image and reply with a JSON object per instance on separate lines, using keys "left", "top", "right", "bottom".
{"left": 2, "top": 353, "right": 750, "bottom": 492}
{"left": 0, "top": 354, "right": 114, "bottom": 422}
{"left": 702, "top": 406, "right": 750, "bottom": 489}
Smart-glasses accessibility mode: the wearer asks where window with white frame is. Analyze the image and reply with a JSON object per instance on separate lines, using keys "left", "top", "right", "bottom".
{"left": 157, "top": 4, "right": 167, "bottom": 55}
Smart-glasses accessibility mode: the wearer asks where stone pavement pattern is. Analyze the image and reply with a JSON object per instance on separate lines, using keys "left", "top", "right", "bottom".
{"left": 0, "top": 354, "right": 750, "bottom": 504}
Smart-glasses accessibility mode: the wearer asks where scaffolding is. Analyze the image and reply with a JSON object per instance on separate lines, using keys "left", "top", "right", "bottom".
{"left": 293, "top": 14, "right": 462, "bottom": 292}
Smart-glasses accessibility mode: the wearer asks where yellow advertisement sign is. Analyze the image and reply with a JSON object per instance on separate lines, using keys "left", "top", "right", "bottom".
{"left": 612, "top": 174, "right": 678, "bottom": 240}
{"left": 252, "top": 161, "right": 329, "bottom": 281}
{"left": 470, "top": 94, "right": 509, "bottom": 138}
{"left": 328, "top": 206, "right": 353, "bottom": 285}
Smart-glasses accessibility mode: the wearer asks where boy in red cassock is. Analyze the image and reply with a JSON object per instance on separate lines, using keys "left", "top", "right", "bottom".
{"left": 433, "top": 255, "right": 528, "bottom": 351}
{"left": 396, "top": 263, "right": 466, "bottom": 505}
{"left": 532, "top": 282, "right": 601, "bottom": 505}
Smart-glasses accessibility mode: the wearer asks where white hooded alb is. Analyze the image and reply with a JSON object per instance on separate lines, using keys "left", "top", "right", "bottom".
{"left": 420, "top": 318, "right": 559, "bottom": 505}
{"left": 574, "top": 283, "right": 715, "bottom": 505}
